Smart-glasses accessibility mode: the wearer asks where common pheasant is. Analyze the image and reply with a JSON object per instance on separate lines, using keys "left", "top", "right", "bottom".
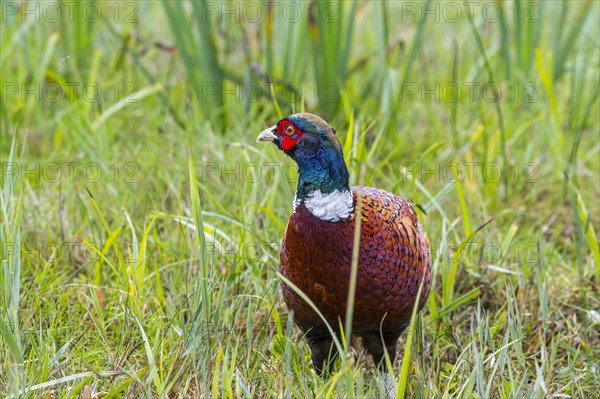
{"left": 257, "top": 113, "right": 431, "bottom": 375}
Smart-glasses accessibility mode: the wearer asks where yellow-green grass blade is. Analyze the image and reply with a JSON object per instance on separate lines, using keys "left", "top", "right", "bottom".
{"left": 443, "top": 218, "right": 493, "bottom": 307}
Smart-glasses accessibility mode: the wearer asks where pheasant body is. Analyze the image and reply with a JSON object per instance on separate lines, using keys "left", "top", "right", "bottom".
{"left": 282, "top": 186, "right": 430, "bottom": 333}
{"left": 257, "top": 113, "right": 432, "bottom": 374}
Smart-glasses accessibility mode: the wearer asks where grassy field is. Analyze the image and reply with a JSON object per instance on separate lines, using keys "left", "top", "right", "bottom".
{"left": 1, "top": 1, "right": 599, "bottom": 398}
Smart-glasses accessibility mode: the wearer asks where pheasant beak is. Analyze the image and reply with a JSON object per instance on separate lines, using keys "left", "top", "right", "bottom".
{"left": 256, "top": 125, "right": 278, "bottom": 143}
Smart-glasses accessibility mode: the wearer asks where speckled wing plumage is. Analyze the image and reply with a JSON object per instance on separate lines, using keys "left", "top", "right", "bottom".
{"left": 280, "top": 186, "right": 431, "bottom": 337}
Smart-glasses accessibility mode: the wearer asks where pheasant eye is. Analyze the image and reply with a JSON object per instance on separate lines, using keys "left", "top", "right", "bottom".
{"left": 286, "top": 125, "right": 295, "bottom": 136}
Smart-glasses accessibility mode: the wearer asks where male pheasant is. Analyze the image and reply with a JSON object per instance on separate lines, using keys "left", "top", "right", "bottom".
{"left": 257, "top": 113, "right": 431, "bottom": 374}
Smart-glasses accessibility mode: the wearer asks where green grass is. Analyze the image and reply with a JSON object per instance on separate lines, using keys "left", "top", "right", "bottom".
{"left": 1, "top": 1, "right": 599, "bottom": 397}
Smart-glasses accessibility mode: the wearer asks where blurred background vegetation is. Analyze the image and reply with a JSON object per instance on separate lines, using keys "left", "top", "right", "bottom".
{"left": 1, "top": 0, "right": 599, "bottom": 397}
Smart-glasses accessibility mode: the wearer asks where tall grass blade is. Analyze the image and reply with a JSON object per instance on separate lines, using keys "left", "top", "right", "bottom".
{"left": 443, "top": 219, "right": 493, "bottom": 306}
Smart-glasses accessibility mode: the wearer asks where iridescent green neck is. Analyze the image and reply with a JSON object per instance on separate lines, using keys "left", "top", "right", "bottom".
{"left": 292, "top": 146, "right": 350, "bottom": 201}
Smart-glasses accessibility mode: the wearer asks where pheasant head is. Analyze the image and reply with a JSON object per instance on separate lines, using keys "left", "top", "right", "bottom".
{"left": 257, "top": 113, "right": 352, "bottom": 221}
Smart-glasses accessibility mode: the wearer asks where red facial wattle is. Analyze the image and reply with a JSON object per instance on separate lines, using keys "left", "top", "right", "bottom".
{"left": 278, "top": 121, "right": 303, "bottom": 151}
